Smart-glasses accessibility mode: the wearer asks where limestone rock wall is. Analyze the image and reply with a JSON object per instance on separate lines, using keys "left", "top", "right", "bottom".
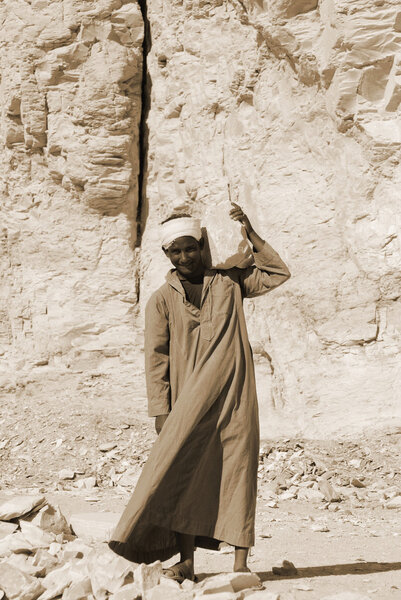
{"left": 0, "top": 0, "right": 143, "bottom": 380}
{"left": 140, "top": 0, "right": 401, "bottom": 436}
{"left": 0, "top": 0, "right": 400, "bottom": 437}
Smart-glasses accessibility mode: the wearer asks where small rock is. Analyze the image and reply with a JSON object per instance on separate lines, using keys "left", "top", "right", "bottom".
{"left": 68, "top": 512, "right": 120, "bottom": 542}
{"left": 196, "top": 593, "right": 237, "bottom": 600}
{"left": 245, "top": 592, "right": 279, "bottom": 600}
{"left": 321, "top": 593, "right": 371, "bottom": 600}
{"left": 261, "top": 487, "right": 277, "bottom": 501}
{"left": 30, "top": 504, "right": 71, "bottom": 535}
{"left": 295, "top": 582, "right": 313, "bottom": 591}
{"left": 350, "top": 478, "right": 366, "bottom": 488}
{"left": 134, "top": 561, "right": 162, "bottom": 592}
{"left": 272, "top": 560, "right": 298, "bottom": 576}
{"left": 279, "top": 490, "right": 296, "bottom": 501}
{"left": 6, "top": 553, "right": 46, "bottom": 577}
{"left": 75, "top": 477, "right": 97, "bottom": 490}
{"left": 219, "top": 542, "right": 234, "bottom": 554}
{"left": 311, "top": 523, "right": 330, "bottom": 532}
{"left": 118, "top": 469, "right": 141, "bottom": 488}
{"left": 110, "top": 583, "right": 142, "bottom": 600}
{"left": 40, "top": 562, "right": 85, "bottom": 600}
{"left": 386, "top": 496, "right": 401, "bottom": 509}
{"left": 158, "top": 578, "right": 181, "bottom": 590}
{"left": 181, "top": 579, "right": 196, "bottom": 591}
{"left": 0, "top": 562, "right": 44, "bottom": 600}
{"left": 0, "top": 495, "right": 46, "bottom": 520}
{"left": 99, "top": 443, "right": 117, "bottom": 452}
{"left": 197, "top": 574, "right": 234, "bottom": 595}
{"left": 59, "top": 469, "right": 76, "bottom": 481}
{"left": 228, "top": 572, "right": 262, "bottom": 592}
{"left": 0, "top": 532, "right": 33, "bottom": 557}
{"left": 145, "top": 581, "right": 193, "bottom": 599}
{"left": 62, "top": 539, "right": 93, "bottom": 560}
{"left": 61, "top": 577, "right": 92, "bottom": 600}
{"left": 32, "top": 549, "right": 59, "bottom": 574}
{"left": 318, "top": 480, "right": 341, "bottom": 502}
{"left": 86, "top": 545, "right": 134, "bottom": 596}
{"left": 48, "top": 542, "right": 63, "bottom": 556}
{"left": 19, "top": 521, "right": 56, "bottom": 549}
{"left": 297, "top": 488, "right": 325, "bottom": 502}
{"left": 0, "top": 521, "right": 18, "bottom": 539}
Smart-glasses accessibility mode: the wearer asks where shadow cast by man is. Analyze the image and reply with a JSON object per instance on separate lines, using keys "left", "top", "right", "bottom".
{"left": 258, "top": 560, "right": 401, "bottom": 581}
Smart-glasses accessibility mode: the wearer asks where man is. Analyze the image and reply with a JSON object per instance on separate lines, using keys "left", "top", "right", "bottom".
{"left": 109, "top": 204, "right": 290, "bottom": 582}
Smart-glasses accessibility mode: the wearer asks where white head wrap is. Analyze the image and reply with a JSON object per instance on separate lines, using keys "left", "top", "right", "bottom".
{"left": 161, "top": 217, "right": 202, "bottom": 248}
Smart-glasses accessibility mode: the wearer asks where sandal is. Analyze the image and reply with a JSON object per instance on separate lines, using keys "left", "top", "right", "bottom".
{"left": 162, "top": 562, "right": 196, "bottom": 583}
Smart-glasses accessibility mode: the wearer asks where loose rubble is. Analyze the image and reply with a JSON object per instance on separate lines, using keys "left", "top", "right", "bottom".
{"left": 256, "top": 437, "right": 401, "bottom": 512}
{"left": 0, "top": 495, "right": 269, "bottom": 600}
{"left": 1, "top": 434, "right": 400, "bottom": 598}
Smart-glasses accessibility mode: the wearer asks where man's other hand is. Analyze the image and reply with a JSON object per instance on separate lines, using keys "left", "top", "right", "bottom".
{"left": 155, "top": 414, "right": 169, "bottom": 435}
{"left": 229, "top": 203, "right": 252, "bottom": 232}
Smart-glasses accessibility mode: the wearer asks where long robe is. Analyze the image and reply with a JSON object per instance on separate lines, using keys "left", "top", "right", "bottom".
{"left": 109, "top": 242, "right": 290, "bottom": 564}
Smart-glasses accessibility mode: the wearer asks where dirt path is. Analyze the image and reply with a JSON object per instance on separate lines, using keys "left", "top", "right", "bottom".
{"left": 1, "top": 371, "right": 401, "bottom": 598}
{"left": 11, "top": 489, "right": 399, "bottom": 599}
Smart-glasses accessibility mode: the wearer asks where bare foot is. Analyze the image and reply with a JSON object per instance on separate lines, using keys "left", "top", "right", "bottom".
{"left": 163, "top": 560, "right": 195, "bottom": 582}
{"left": 233, "top": 565, "right": 251, "bottom": 572}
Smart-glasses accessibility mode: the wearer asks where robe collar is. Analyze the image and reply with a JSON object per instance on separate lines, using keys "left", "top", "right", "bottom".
{"left": 166, "top": 268, "right": 216, "bottom": 303}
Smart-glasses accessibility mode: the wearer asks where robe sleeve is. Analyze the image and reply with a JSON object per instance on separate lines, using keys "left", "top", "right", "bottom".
{"left": 236, "top": 241, "right": 291, "bottom": 299}
{"left": 144, "top": 291, "right": 171, "bottom": 417}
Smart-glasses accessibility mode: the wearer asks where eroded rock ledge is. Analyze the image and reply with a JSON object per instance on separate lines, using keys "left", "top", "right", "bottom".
{"left": 0, "top": 0, "right": 400, "bottom": 437}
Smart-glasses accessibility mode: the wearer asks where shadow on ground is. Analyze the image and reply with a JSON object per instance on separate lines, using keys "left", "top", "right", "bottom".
{"left": 196, "top": 561, "right": 401, "bottom": 583}
{"left": 258, "top": 561, "right": 401, "bottom": 581}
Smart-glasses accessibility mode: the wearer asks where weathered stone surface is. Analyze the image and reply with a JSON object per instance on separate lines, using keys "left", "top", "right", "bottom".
{"left": 321, "top": 593, "right": 372, "bottom": 600}
{"left": 62, "top": 539, "right": 93, "bottom": 561}
{"left": 6, "top": 552, "right": 47, "bottom": 577}
{"left": 86, "top": 545, "right": 134, "bottom": 597}
{"left": 0, "top": 562, "right": 44, "bottom": 600}
{"left": 32, "top": 549, "right": 60, "bottom": 575}
{"left": 134, "top": 561, "right": 163, "bottom": 592}
{"left": 0, "top": 532, "right": 34, "bottom": 557}
{"left": 138, "top": 0, "right": 401, "bottom": 439}
{"left": 39, "top": 561, "right": 85, "bottom": 600}
{"left": 0, "top": 521, "right": 18, "bottom": 539}
{"left": 0, "top": 495, "right": 46, "bottom": 520}
{"left": 19, "top": 521, "right": 56, "bottom": 549}
{"left": 110, "top": 583, "right": 142, "bottom": 600}
{"left": 68, "top": 512, "right": 120, "bottom": 542}
{"left": 30, "top": 504, "right": 71, "bottom": 535}
{"left": 0, "top": 0, "right": 400, "bottom": 439}
{"left": 245, "top": 592, "right": 279, "bottom": 600}
{"left": 61, "top": 578, "right": 92, "bottom": 600}
{"left": 0, "top": 0, "right": 143, "bottom": 388}
{"left": 145, "top": 582, "right": 193, "bottom": 600}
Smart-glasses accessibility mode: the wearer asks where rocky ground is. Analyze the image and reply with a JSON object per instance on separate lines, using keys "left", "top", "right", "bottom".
{"left": 1, "top": 375, "right": 401, "bottom": 599}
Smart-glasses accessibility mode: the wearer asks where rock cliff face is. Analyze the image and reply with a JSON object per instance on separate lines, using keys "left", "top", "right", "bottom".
{"left": 1, "top": 0, "right": 400, "bottom": 437}
{"left": 0, "top": 0, "right": 144, "bottom": 385}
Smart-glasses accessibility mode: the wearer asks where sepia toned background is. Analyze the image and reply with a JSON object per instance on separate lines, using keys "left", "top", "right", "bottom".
{"left": 1, "top": 2, "right": 401, "bottom": 599}
{"left": 1, "top": 0, "right": 400, "bottom": 440}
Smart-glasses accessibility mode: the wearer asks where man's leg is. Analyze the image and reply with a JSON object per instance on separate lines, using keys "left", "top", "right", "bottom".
{"left": 234, "top": 546, "right": 250, "bottom": 572}
{"left": 177, "top": 532, "right": 195, "bottom": 573}
{"left": 163, "top": 533, "right": 195, "bottom": 581}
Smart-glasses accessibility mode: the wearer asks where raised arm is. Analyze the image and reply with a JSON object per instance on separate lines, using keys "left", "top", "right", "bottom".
{"left": 144, "top": 292, "right": 171, "bottom": 421}
{"left": 230, "top": 203, "right": 291, "bottom": 298}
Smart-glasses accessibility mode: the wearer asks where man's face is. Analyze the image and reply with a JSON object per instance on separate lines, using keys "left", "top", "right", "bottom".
{"left": 164, "top": 236, "right": 204, "bottom": 277}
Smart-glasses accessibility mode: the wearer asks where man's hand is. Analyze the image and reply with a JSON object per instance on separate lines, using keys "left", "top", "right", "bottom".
{"left": 155, "top": 414, "right": 169, "bottom": 435}
{"left": 229, "top": 203, "right": 252, "bottom": 233}
{"left": 229, "top": 202, "right": 265, "bottom": 252}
